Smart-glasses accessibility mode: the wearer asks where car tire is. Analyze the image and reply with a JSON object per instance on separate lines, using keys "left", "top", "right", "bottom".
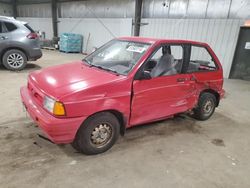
{"left": 192, "top": 92, "right": 216, "bottom": 121}
{"left": 2, "top": 49, "right": 27, "bottom": 71}
{"left": 72, "top": 112, "right": 120, "bottom": 155}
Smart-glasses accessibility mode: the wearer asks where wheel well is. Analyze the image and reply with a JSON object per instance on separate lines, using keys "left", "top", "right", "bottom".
{"left": 83, "top": 110, "right": 127, "bottom": 136}
{"left": 200, "top": 89, "right": 220, "bottom": 106}
{"left": 0, "top": 47, "right": 28, "bottom": 62}
{"left": 108, "top": 110, "right": 126, "bottom": 136}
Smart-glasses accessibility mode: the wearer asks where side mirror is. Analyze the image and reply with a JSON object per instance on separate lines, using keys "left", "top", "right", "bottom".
{"left": 147, "top": 60, "right": 157, "bottom": 69}
{"left": 139, "top": 70, "right": 151, "bottom": 80}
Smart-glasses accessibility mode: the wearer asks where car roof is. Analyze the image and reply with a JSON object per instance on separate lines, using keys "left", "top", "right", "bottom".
{"left": 0, "top": 16, "right": 15, "bottom": 20}
{"left": 0, "top": 16, "right": 27, "bottom": 25}
{"left": 118, "top": 36, "right": 208, "bottom": 46}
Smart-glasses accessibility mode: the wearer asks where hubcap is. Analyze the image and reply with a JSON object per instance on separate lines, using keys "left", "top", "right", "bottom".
{"left": 203, "top": 100, "right": 213, "bottom": 115}
{"left": 91, "top": 123, "right": 112, "bottom": 148}
{"left": 7, "top": 53, "right": 24, "bottom": 69}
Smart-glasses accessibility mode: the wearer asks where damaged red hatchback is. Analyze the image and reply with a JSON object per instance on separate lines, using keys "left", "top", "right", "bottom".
{"left": 20, "top": 37, "right": 225, "bottom": 155}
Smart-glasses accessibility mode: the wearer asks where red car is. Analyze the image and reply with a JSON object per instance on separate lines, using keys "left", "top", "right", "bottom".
{"left": 20, "top": 37, "right": 225, "bottom": 155}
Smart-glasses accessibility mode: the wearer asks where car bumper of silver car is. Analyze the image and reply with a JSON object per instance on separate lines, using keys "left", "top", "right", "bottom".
{"left": 28, "top": 48, "right": 42, "bottom": 61}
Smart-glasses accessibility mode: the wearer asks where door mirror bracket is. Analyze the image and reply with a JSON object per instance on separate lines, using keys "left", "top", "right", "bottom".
{"left": 139, "top": 70, "right": 151, "bottom": 80}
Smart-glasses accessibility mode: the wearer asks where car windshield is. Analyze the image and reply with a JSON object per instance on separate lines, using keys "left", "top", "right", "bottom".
{"left": 83, "top": 40, "right": 151, "bottom": 75}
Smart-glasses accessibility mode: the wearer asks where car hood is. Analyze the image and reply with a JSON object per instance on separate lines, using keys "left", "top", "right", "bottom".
{"left": 29, "top": 61, "right": 125, "bottom": 99}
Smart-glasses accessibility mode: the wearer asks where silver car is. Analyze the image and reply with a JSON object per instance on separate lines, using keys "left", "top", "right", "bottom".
{"left": 0, "top": 16, "right": 42, "bottom": 71}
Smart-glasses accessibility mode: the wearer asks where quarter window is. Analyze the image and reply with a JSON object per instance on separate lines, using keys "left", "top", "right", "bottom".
{"left": 188, "top": 46, "right": 217, "bottom": 73}
{"left": 3, "top": 22, "right": 17, "bottom": 32}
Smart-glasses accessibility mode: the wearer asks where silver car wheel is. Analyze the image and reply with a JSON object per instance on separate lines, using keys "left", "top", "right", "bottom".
{"left": 7, "top": 53, "right": 24, "bottom": 69}
{"left": 91, "top": 123, "right": 112, "bottom": 148}
{"left": 203, "top": 100, "right": 213, "bottom": 116}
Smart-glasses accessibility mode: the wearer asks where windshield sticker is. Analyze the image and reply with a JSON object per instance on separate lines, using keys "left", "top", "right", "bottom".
{"left": 126, "top": 46, "right": 146, "bottom": 53}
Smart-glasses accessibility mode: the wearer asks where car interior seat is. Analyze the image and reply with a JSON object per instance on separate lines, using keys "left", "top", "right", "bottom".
{"left": 150, "top": 46, "right": 177, "bottom": 77}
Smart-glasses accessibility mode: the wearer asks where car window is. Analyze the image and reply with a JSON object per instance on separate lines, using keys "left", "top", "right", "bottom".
{"left": 145, "top": 44, "right": 184, "bottom": 77}
{"left": 84, "top": 40, "right": 150, "bottom": 75}
{"left": 188, "top": 46, "right": 217, "bottom": 73}
{"left": 0, "top": 22, "right": 2, "bottom": 33}
{"left": 3, "top": 22, "right": 17, "bottom": 32}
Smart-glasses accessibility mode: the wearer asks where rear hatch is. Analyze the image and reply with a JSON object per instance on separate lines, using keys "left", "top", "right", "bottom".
{"left": 23, "top": 23, "right": 40, "bottom": 47}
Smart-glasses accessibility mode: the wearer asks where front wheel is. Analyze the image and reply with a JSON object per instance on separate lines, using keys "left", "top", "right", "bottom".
{"left": 192, "top": 92, "right": 216, "bottom": 121}
{"left": 72, "top": 112, "right": 120, "bottom": 155}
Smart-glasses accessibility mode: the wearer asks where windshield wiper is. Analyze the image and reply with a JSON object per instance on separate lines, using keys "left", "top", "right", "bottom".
{"left": 82, "top": 60, "right": 120, "bottom": 75}
{"left": 105, "top": 68, "right": 120, "bottom": 75}
{"left": 82, "top": 58, "right": 91, "bottom": 66}
{"left": 91, "top": 64, "right": 120, "bottom": 75}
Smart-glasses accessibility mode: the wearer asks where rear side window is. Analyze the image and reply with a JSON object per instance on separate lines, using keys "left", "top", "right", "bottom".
{"left": 188, "top": 46, "right": 217, "bottom": 73}
{"left": 4, "top": 22, "right": 17, "bottom": 32}
{"left": 24, "top": 24, "right": 35, "bottom": 33}
{"left": 0, "top": 22, "right": 2, "bottom": 33}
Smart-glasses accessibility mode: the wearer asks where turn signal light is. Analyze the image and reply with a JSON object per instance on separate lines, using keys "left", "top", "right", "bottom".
{"left": 53, "top": 102, "right": 66, "bottom": 116}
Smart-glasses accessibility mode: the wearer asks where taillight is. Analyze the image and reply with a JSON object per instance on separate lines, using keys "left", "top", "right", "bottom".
{"left": 26, "top": 33, "right": 38, "bottom": 39}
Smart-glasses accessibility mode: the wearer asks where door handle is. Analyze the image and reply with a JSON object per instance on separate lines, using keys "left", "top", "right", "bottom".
{"left": 177, "top": 78, "right": 186, "bottom": 82}
{"left": 0, "top": 36, "right": 8, "bottom": 40}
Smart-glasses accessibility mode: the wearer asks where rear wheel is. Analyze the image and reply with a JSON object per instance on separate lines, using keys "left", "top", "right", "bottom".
{"left": 2, "top": 49, "right": 27, "bottom": 71}
{"left": 72, "top": 112, "right": 120, "bottom": 155}
{"left": 192, "top": 92, "right": 216, "bottom": 121}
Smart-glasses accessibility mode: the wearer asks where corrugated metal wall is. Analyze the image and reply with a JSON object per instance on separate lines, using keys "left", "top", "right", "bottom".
{"left": 16, "top": 0, "right": 250, "bottom": 19}
{"left": 142, "top": 0, "right": 250, "bottom": 19}
{"left": 140, "top": 18, "right": 243, "bottom": 78}
{"left": 58, "top": 18, "right": 132, "bottom": 52}
{"left": 17, "top": 3, "right": 51, "bottom": 17}
{"left": 0, "top": 3, "right": 13, "bottom": 16}
{"left": 58, "top": 0, "right": 135, "bottom": 18}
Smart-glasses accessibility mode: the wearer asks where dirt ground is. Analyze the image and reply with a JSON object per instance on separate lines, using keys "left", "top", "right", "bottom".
{"left": 0, "top": 50, "right": 250, "bottom": 188}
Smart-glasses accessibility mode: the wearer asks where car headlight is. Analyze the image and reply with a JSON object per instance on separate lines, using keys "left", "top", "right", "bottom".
{"left": 43, "top": 96, "right": 65, "bottom": 116}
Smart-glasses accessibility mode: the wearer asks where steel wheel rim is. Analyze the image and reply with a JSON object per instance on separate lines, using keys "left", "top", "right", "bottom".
{"left": 203, "top": 100, "right": 213, "bottom": 115}
{"left": 7, "top": 53, "right": 24, "bottom": 69}
{"left": 91, "top": 123, "right": 112, "bottom": 148}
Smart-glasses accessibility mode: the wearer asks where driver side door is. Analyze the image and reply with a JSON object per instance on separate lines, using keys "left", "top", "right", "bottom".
{"left": 130, "top": 43, "right": 196, "bottom": 126}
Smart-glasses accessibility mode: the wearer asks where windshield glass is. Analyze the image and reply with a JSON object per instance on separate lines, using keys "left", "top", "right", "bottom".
{"left": 84, "top": 40, "right": 151, "bottom": 75}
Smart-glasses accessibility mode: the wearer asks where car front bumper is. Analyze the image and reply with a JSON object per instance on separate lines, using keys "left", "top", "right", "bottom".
{"left": 20, "top": 86, "right": 85, "bottom": 144}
